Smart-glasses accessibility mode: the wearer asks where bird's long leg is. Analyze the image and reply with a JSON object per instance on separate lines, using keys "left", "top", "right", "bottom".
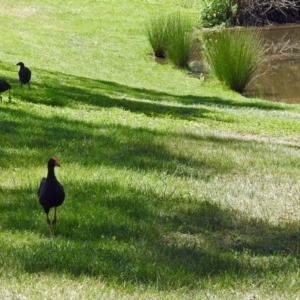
{"left": 0, "top": 94, "right": 2, "bottom": 103}
{"left": 8, "top": 89, "right": 11, "bottom": 102}
{"left": 47, "top": 214, "right": 54, "bottom": 238}
{"left": 52, "top": 207, "right": 57, "bottom": 226}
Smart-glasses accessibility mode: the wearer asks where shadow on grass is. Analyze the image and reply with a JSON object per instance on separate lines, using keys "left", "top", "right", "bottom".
{"left": 0, "top": 69, "right": 297, "bottom": 289}
{"left": 1, "top": 180, "right": 300, "bottom": 289}
{"left": 0, "top": 105, "right": 239, "bottom": 177}
{"left": 6, "top": 67, "right": 285, "bottom": 113}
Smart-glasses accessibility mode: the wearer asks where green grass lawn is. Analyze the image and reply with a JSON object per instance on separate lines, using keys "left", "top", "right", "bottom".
{"left": 1, "top": 1, "right": 300, "bottom": 299}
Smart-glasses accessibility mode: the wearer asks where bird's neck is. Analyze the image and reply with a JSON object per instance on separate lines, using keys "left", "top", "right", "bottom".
{"left": 47, "top": 167, "right": 56, "bottom": 178}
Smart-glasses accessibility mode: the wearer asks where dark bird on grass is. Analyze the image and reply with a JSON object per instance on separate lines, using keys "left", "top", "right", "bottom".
{"left": 0, "top": 79, "right": 11, "bottom": 102}
{"left": 16, "top": 62, "right": 31, "bottom": 88}
{"left": 38, "top": 157, "right": 65, "bottom": 238}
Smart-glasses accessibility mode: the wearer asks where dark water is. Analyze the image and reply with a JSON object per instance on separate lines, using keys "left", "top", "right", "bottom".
{"left": 186, "top": 24, "right": 300, "bottom": 103}
{"left": 245, "top": 24, "right": 300, "bottom": 103}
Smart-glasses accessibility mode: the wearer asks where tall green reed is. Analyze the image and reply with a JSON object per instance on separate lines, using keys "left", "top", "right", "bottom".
{"left": 203, "top": 28, "right": 265, "bottom": 93}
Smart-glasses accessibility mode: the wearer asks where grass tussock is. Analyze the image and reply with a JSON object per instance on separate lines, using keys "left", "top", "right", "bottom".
{"left": 146, "top": 12, "right": 194, "bottom": 68}
{"left": 203, "top": 28, "right": 266, "bottom": 93}
{"left": 165, "top": 12, "right": 194, "bottom": 68}
{"left": 145, "top": 15, "right": 169, "bottom": 58}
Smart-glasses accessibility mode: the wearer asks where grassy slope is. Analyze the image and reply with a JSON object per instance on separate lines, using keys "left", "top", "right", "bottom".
{"left": 1, "top": 0, "right": 300, "bottom": 299}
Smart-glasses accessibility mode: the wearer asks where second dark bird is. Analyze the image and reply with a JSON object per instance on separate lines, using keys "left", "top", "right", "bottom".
{"left": 38, "top": 157, "right": 65, "bottom": 238}
{"left": 0, "top": 79, "right": 11, "bottom": 102}
{"left": 16, "top": 62, "right": 31, "bottom": 88}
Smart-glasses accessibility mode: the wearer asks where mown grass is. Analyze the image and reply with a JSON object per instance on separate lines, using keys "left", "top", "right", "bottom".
{"left": 1, "top": 1, "right": 300, "bottom": 299}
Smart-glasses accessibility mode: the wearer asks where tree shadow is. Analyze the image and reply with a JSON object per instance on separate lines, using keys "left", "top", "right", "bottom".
{"left": 0, "top": 105, "right": 236, "bottom": 177}
{"left": 0, "top": 68, "right": 297, "bottom": 289}
{"left": 1, "top": 181, "right": 300, "bottom": 289}
{"left": 6, "top": 67, "right": 286, "bottom": 113}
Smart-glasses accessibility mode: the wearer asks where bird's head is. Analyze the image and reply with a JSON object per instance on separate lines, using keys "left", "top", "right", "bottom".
{"left": 48, "top": 157, "right": 61, "bottom": 168}
{"left": 16, "top": 62, "right": 25, "bottom": 67}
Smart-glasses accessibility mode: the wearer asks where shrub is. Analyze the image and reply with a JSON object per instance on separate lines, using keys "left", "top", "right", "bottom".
{"left": 201, "top": 0, "right": 300, "bottom": 28}
{"left": 145, "top": 15, "right": 168, "bottom": 58}
{"left": 202, "top": 28, "right": 265, "bottom": 93}
{"left": 200, "top": 0, "right": 238, "bottom": 28}
{"left": 236, "top": 0, "right": 300, "bottom": 26}
{"left": 165, "top": 12, "right": 194, "bottom": 68}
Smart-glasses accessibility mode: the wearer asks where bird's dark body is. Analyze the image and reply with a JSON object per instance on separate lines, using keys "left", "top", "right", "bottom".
{"left": 0, "top": 79, "right": 11, "bottom": 102}
{"left": 0, "top": 79, "right": 11, "bottom": 92}
{"left": 38, "top": 176, "right": 65, "bottom": 214}
{"left": 16, "top": 62, "right": 31, "bottom": 87}
{"left": 38, "top": 157, "right": 65, "bottom": 237}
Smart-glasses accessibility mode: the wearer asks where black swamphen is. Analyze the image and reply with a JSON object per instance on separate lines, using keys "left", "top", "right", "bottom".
{"left": 16, "top": 62, "right": 31, "bottom": 87}
{"left": 38, "top": 157, "right": 65, "bottom": 238}
{"left": 0, "top": 79, "right": 11, "bottom": 102}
